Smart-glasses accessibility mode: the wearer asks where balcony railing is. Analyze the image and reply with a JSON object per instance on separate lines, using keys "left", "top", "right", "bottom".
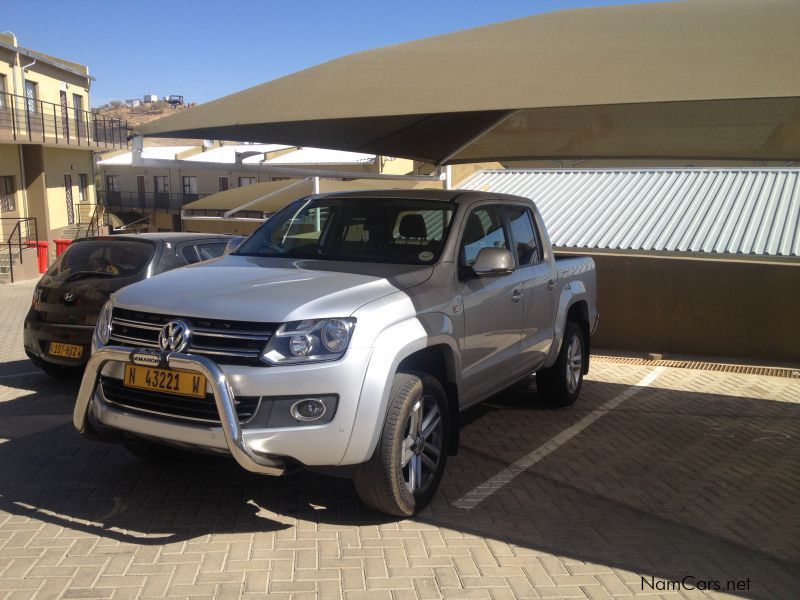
{"left": 99, "top": 190, "right": 208, "bottom": 213}
{"left": 0, "top": 92, "right": 129, "bottom": 149}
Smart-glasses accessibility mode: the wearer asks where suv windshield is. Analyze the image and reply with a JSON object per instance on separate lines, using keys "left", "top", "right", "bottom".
{"left": 236, "top": 197, "right": 455, "bottom": 265}
{"left": 47, "top": 240, "right": 155, "bottom": 280}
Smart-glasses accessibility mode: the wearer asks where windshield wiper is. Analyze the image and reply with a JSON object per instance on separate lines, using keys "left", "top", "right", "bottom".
{"left": 63, "top": 271, "right": 118, "bottom": 282}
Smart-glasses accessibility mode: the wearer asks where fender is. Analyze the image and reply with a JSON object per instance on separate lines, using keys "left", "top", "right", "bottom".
{"left": 339, "top": 312, "right": 460, "bottom": 466}
{"left": 542, "top": 280, "right": 589, "bottom": 369}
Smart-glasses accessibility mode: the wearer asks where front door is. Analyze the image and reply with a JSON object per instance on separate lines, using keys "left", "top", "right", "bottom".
{"left": 457, "top": 205, "right": 524, "bottom": 405}
{"left": 59, "top": 91, "right": 70, "bottom": 141}
{"left": 64, "top": 174, "right": 74, "bottom": 225}
{"left": 137, "top": 175, "right": 145, "bottom": 205}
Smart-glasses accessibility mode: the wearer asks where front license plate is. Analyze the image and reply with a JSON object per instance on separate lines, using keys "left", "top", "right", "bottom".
{"left": 48, "top": 342, "right": 83, "bottom": 359}
{"left": 123, "top": 364, "right": 207, "bottom": 398}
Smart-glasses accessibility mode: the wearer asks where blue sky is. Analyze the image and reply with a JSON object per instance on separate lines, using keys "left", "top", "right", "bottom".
{"left": 7, "top": 0, "right": 651, "bottom": 108}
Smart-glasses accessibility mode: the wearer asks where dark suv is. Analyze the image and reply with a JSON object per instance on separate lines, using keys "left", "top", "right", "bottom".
{"left": 24, "top": 233, "right": 230, "bottom": 377}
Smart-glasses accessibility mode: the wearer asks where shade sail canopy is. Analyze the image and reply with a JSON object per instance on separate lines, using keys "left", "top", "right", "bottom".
{"left": 139, "top": 0, "right": 800, "bottom": 165}
{"left": 183, "top": 178, "right": 442, "bottom": 214}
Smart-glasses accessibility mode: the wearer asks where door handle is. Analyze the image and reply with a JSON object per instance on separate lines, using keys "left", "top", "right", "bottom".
{"left": 547, "top": 279, "right": 556, "bottom": 291}
{"left": 511, "top": 288, "right": 522, "bottom": 303}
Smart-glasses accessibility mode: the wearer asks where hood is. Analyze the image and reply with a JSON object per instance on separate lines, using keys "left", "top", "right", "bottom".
{"left": 112, "top": 255, "right": 433, "bottom": 323}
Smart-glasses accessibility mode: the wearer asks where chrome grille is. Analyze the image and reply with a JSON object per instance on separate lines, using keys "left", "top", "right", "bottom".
{"left": 109, "top": 308, "right": 275, "bottom": 366}
{"left": 100, "top": 376, "right": 260, "bottom": 424}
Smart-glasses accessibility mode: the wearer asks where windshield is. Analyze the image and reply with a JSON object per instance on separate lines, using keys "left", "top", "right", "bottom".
{"left": 47, "top": 240, "right": 155, "bottom": 280}
{"left": 236, "top": 197, "right": 455, "bottom": 265}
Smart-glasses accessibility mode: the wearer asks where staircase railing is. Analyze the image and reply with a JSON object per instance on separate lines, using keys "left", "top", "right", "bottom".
{"left": 1, "top": 217, "right": 38, "bottom": 284}
{"left": 84, "top": 204, "right": 108, "bottom": 237}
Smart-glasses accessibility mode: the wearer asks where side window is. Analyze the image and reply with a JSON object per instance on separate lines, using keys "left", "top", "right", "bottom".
{"left": 196, "top": 243, "right": 226, "bottom": 261}
{"left": 180, "top": 245, "right": 200, "bottom": 264}
{"left": 505, "top": 206, "right": 542, "bottom": 265}
{"left": 459, "top": 206, "right": 507, "bottom": 266}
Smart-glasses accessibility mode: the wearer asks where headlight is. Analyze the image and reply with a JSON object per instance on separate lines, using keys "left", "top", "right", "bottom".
{"left": 261, "top": 318, "right": 355, "bottom": 365}
{"left": 95, "top": 300, "right": 113, "bottom": 347}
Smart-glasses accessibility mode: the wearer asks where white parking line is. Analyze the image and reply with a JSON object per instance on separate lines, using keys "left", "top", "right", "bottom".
{"left": 453, "top": 367, "right": 666, "bottom": 510}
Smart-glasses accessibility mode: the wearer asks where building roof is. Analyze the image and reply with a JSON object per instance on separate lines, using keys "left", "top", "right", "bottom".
{"left": 257, "top": 147, "right": 375, "bottom": 166}
{"left": 460, "top": 169, "right": 800, "bottom": 259}
{"left": 183, "top": 179, "right": 444, "bottom": 214}
{"left": 97, "top": 146, "right": 196, "bottom": 165}
{"left": 185, "top": 144, "right": 293, "bottom": 164}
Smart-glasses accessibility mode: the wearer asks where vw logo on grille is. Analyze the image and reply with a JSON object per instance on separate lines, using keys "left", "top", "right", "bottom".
{"left": 159, "top": 319, "right": 192, "bottom": 352}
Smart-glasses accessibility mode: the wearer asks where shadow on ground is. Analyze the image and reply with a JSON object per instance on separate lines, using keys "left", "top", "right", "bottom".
{"left": 0, "top": 372, "right": 798, "bottom": 598}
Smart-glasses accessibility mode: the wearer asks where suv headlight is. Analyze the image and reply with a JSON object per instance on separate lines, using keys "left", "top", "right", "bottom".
{"left": 95, "top": 300, "right": 113, "bottom": 348}
{"left": 261, "top": 318, "right": 355, "bottom": 365}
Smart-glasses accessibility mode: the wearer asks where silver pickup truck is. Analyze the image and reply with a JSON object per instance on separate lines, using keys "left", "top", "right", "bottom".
{"left": 74, "top": 190, "right": 597, "bottom": 516}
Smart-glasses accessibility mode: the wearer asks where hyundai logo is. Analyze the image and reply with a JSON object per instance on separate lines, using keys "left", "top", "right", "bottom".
{"left": 63, "top": 292, "right": 75, "bottom": 304}
{"left": 159, "top": 319, "right": 192, "bottom": 352}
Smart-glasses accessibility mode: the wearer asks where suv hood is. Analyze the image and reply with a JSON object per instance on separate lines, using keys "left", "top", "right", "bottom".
{"left": 112, "top": 255, "right": 433, "bottom": 322}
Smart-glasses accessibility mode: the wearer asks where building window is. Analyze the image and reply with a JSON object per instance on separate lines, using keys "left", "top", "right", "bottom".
{"left": 105, "top": 175, "right": 119, "bottom": 192}
{"left": 182, "top": 176, "right": 197, "bottom": 195}
{"left": 0, "top": 75, "right": 6, "bottom": 109}
{"left": 154, "top": 176, "right": 169, "bottom": 194}
{"left": 72, "top": 94, "right": 83, "bottom": 119}
{"left": 24, "top": 80, "right": 37, "bottom": 113}
{"left": 218, "top": 176, "right": 229, "bottom": 192}
{"left": 64, "top": 174, "right": 75, "bottom": 225}
{"left": 77, "top": 174, "right": 88, "bottom": 202}
{"left": 238, "top": 177, "right": 256, "bottom": 187}
{"left": 0, "top": 176, "right": 15, "bottom": 212}
{"left": 182, "top": 176, "right": 198, "bottom": 201}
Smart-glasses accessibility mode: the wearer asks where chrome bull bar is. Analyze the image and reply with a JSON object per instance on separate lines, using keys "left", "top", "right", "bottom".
{"left": 73, "top": 345, "right": 284, "bottom": 476}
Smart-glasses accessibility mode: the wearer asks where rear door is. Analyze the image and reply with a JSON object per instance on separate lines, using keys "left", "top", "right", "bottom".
{"left": 505, "top": 204, "right": 557, "bottom": 371}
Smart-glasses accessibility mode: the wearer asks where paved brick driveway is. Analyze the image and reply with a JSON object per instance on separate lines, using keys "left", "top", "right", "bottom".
{"left": 1, "top": 279, "right": 798, "bottom": 599}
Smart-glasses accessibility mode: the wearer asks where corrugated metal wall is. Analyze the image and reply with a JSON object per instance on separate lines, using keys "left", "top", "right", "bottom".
{"left": 461, "top": 169, "right": 800, "bottom": 259}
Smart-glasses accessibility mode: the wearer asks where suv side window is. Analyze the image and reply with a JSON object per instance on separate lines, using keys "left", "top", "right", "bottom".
{"left": 459, "top": 206, "right": 508, "bottom": 266}
{"left": 180, "top": 243, "right": 227, "bottom": 265}
{"left": 196, "top": 242, "right": 226, "bottom": 261}
{"left": 505, "top": 206, "right": 542, "bottom": 265}
{"left": 180, "top": 245, "right": 200, "bottom": 264}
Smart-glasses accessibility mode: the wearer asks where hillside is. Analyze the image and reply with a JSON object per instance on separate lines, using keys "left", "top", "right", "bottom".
{"left": 95, "top": 102, "right": 201, "bottom": 147}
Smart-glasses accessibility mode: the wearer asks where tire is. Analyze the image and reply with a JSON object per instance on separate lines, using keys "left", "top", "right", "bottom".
{"left": 536, "top": 322, "right": 585, "bottom": 407}
{"left": 122, "top": 438, "right": 182, "bottom": 462}
{"left": 353, "top": 371, "right": 449, "bottom": 517}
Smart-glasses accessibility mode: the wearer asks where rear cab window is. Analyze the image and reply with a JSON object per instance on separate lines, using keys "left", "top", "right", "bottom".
{"left": 47, "top": 240, "right": 155, "bottom": 280}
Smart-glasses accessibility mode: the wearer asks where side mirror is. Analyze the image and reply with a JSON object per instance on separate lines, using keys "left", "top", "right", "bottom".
{"left": 470, "top": 247, "right": 514, "bottom": 277}
{"left": 224, "top": 236, "right": 246, "bottom": 255}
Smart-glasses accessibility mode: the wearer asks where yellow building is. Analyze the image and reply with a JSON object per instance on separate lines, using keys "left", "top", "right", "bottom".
{"left": 0, "top": 33, "right": 127, "bottom": 281}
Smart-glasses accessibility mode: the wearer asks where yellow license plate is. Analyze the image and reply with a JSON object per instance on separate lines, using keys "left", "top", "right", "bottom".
{"left": 123, "top": 364, "right": 207, "bottom": 398}
{"left": 48, "top": 342, "right": 84, "bottom": 359}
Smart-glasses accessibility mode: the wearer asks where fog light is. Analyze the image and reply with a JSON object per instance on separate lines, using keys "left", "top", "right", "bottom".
{"left": 290, "top": 398, "right": 327, "bottom": 422}
{"left": 289, "top": 334, "right": 313, "bottom": 357}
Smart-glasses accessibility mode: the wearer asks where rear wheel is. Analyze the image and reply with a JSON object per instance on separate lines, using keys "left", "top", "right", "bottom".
{"left": 353, "top": 372, "right": 449, "bottom": 517}
{"left": 536, "top": 321, "right": 585, "bottom": 407}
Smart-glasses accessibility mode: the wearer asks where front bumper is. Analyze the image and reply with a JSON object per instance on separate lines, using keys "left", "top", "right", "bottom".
{"left": 74, "top": 345, "right": 374, "bottom": 472}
